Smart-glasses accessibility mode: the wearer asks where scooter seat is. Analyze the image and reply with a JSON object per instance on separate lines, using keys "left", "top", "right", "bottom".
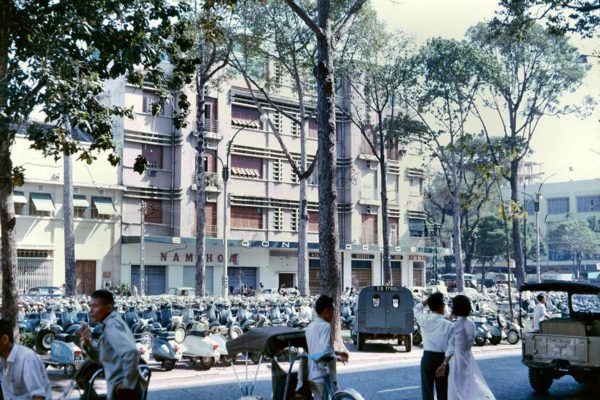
{"left": 159, "top": 332, "right": 176, "bottom": 340}
{"left": 189, "top": 330, "right": 208, "bottom": 337}
{"left": 55, "top": 333, "right": 76, "bottom": 343}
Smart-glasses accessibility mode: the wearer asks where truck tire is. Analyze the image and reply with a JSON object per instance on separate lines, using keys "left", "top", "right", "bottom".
{"left": 357, "top": 333, "right": 365, "bottom": 351}
{"left": 529, "top": 368, "right": 553, "bottom": 393}
{"left": 404, "top": 334, "right": 412, "bottom": 353}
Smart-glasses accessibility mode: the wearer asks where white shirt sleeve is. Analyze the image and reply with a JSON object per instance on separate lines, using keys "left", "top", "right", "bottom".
{"left": 413, "top": 302, "right": 426, "bottom": 328}
{"left": 24, "top": 351, "right": 51, "bottom": 398}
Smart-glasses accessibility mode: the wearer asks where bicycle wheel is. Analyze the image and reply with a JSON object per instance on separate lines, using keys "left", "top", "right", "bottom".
{"left": 332, "top": 388, "right": 366, "bottom": 400}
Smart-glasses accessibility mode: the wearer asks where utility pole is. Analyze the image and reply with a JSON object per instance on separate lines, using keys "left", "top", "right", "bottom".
{"left": 535, "top": 193, "right": 541, "bottom": 283}
{"left": 140, "top": 200, "right": 146, "bottom": 296}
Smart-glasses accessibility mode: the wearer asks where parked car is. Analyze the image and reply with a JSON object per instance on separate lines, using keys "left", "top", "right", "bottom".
{"left": 520, "top": 281, "right": 600, "bottom": 393}
{"left": 166, "top": 287, "right": 196, "bottom": 297}
{"left": 27, "top": 286, "right": 64, "bottom": 297}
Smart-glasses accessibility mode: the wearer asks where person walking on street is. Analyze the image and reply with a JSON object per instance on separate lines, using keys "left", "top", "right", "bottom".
{"left": 79, "top": 290, "right": 146, "bottom": 400}
{"left": 436, "top": 295, "right": 495, "bottom": 400}
{"left": 0, "top": 319, "right": 52, "bottom": 400}
{"left": 305, "top": 295, "right": 349, "bottom": 400}
{"left": 414, "top": 292, "right": 454, "bottom": 400}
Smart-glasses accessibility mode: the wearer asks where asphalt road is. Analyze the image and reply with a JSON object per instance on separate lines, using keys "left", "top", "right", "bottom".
{"left": 49, "top": 341, "right": 598, "bottom": 400}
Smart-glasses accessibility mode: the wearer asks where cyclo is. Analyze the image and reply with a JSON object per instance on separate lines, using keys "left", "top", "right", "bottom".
{"left": 226, "top": 326, "right": 364, "bottom": 400}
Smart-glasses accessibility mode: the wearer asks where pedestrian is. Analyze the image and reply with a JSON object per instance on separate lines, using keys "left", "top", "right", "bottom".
{"left": 414, "top": 292, "right": 453, "bottom": 400}
{"left": 533, "top": 293, "right": 551, "bottom": 331}
{"left": 436, "top": 295, "right": 495, "bottom": 400}
{"left": 0, "top": 319, "right": 52, "bottom": 400}
{"left": 131, "top": 283, "right": 139, "bottom": 297}
{"left": 79, "top": 290, "right": 146, "bottom": 400}
{"left": 305, "top": 295, "right": 349, "bottom": 400}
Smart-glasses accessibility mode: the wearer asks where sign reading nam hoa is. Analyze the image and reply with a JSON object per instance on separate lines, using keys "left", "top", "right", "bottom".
{"left": 159, "top": 252, "right": 239, "bottom": 265}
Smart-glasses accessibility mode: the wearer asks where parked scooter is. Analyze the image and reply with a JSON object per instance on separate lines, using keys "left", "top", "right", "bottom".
{"left": 497, "top": 313, "right": 521, "bottom": 345}
{"left": 179, "top": 330, "right": 221, "bottom": 369}
{"left": 151, "top": 331, "right": 182, "bottom": 371}
{"left": 473, "top": 316, "right": 492, "bottom": 346}
{"left": 40, "top": 333, "right": 84, "bottom": 377}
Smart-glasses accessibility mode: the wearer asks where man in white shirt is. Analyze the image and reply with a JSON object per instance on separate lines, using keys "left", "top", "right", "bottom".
{"left": 0, "top": 319, "right": 52, "bottom": 400}
{"left": 305, "top": 295, "right": 348, "bottom": 400}
{"left": 414, "top": 292, "right": 454, "bottom": 400}
{"left": 533, "top": 294, "right": 552, "bottom": 331}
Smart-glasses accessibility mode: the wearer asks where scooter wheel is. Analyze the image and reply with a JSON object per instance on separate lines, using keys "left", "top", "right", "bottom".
{"left": 161, "top": 359, "right": 177, "bottom": 371}
{"left": 36, "top": 329, "right": 55, "bottom": 354}
{"left": 199, "top": 357, "right": 215, "bottom": 370}
{"left": 507, "top": 330, "right": 520, "bottom": 345}
{"left": 228, "top": 325, "right": 243, "bottom": 340}
{"left": 173, "top": 326, "right": 186, "bottom": 344}
{"left": 475, "top": 336, "right": 486, "bottom": 346}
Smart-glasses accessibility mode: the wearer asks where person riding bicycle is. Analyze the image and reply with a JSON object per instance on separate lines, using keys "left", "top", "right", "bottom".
{"left": 305, "top": 295, "right": 349, "bottom": 400}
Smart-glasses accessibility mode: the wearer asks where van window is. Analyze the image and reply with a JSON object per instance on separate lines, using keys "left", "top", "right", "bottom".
{"left": 392, "top": 295, "right": 400, "bottom": 308}
{"left": 372, "top": 294, "right": 381, "bottom": 307}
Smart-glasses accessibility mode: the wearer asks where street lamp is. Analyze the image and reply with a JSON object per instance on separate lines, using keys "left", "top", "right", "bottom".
{"left": 221, "top": 114, "right": 267, "bottom": 298}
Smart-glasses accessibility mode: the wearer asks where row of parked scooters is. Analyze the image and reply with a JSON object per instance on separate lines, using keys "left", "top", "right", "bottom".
{"left": 15, "top": 290, "right": 531, "bottom": 377}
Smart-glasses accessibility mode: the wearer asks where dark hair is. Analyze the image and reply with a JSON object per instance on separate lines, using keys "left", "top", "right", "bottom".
{"left": 0, "top": 320, "right": 14, "bottom": 343}
{"left": 427, "top": 292, "right": 445, "bottom": 312}
{"left": 91, "top": 289, "right": 115, "bottom": 306}
{"left": 452, "top": 295, "right": 472, "bottom": 317}
{"left": 537, "top": 294, "right": 545, "bottom": 302}
{"left": 315, "top": 295, "right": 335, "bottom": 314}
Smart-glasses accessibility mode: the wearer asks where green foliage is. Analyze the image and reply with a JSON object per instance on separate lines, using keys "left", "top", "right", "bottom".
{"left": 549, "top": 219, "right": 600, "bottom": 258}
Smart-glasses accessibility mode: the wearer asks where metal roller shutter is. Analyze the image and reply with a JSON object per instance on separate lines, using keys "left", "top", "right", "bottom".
{"left": 184, "top": 266, "right": 214, "bottom": 295}
{"left": 351, "top": 260, "right": 372, "bottom": 289}
{"left": 391, "top": 261, "right": 402, "bottom": 286}
{"left": 131, "top": 265, "right": 166, "bottom": 295}
{"left": 227, "top": 267, "right": 257, "bottom": 294}
{"left": 309, "top": 259, "right": 321, "bottom": 295}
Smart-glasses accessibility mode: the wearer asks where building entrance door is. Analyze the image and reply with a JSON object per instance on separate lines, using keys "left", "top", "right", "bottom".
{"left": 76, "top": 260, "right": 96, "bottom": 295}
{"left": 278, "top": 273, "right": 294, "bottom": 289}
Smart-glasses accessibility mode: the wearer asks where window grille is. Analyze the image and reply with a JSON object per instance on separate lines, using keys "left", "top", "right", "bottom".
{"left": 273, "top": 208, "right": 283, "bottom": 230}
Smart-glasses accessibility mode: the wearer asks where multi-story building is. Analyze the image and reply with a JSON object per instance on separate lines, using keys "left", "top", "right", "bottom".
{"left": 108, "top": 67, "right": 434, "bottom": 295}
{"left": 522, "top": 179, "right": 600, "bottom": 274}
{"left": 7, "top": 70, "right": 432, "bottom": 295}
{"left": 7, "top": 128, "right": 122, "bottom": 294}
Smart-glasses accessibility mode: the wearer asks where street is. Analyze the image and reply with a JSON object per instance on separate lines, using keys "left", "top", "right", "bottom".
{"left": 49, "top": 342, "right": 598, "bottom": 400}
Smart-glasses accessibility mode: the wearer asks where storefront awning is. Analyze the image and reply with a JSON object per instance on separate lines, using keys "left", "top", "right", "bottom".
{"left": 13, "top": 191, "right": 27, "bottom": 204}
{"left": 92, "top": 196, "right": 115, "bottom": 215}
{"left": 30, "top": 193, "right": 55, "bottom": 212}
{"left": 73, "top": 195, "right": 90, "bottom": 208}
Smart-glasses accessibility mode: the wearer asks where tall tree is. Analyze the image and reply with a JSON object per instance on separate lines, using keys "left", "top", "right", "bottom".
{"left": 228, "top": 1, "right": 318, "bottom": 296}
{"left": 469, "top": 21, "right": 589, "bottom": 287}
{"left": 0, "top": 0, "right": 190, "bottom": 331}
{"left": 408, "top": 38, "right": 493, "bottom": 293}
{"left": 338, "top": 27, "right": 420, "bottom": 284}
{"left": 283, "top": 0, "right": 367, "bottom": 346}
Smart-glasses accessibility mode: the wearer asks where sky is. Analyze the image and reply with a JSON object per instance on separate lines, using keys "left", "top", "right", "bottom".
{"left": 371, "top": 0, "right": 600, "bottom": 183}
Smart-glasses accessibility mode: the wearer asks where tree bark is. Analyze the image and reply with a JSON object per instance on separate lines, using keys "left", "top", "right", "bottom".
{"left": 0, "top": 0, "right": 19, "bottom": 339}
{"left": 378, "top": 123, "right": 391, "bottom": 284}
{"left": 63, "top": 122, "right": 76, "bottom": 296}
{"left": 452, "top": 198, "right": 464, "bottom": 292}
{"left": 298, "top": 102, "right": 309, "bottom": 296}
{"left": 315, "top": 0, "right": 342, "bottom": 346}
{"left": 194, "top": 25, "right": 207, "bottom": 297}
{"left": 510, "top": 159, "right": 525, "bottom": 287}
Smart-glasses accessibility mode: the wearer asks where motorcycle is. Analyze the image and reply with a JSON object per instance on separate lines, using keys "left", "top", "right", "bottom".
{"left": 497, "top": 313, "right": 521, "bottom": 345}
{"left": 473, "top": 316, "right": 492, "bottom": 346}
{"left": 40, "top": 333, "right": 84, "bottom": 377}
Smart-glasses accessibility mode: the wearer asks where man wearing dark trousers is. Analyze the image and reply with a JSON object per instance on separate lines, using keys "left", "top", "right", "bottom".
{"left": 414, "top": 292, "right": 454, "bottom": 400}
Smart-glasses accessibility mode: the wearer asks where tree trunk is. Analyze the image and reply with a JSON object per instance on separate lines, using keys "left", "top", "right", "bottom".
{"left": 378, "top": 128, "right": 391, "bottom": 284}
{"left": 194, "top": 27, "right": 207, "bottom": 297}
{"left": 298, "top": 110, "right": 309, "bottom": 296}
{"left": 63, "top": 125, "right": 76, "bottom": 296}
{"left": 510, "top": 160, "right": 525, "bottom": 287}
{"left": 316, "top": 0, "right": 342, "bottom": 346}
{"left": 0, "top": 0, "right": 19, "bottom": 339}
{"left": 452, "top": 199, "right": 464, "bottom": 292}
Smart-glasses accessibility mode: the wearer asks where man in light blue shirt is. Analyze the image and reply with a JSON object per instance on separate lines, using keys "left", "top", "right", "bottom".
{"left": 80, "top": 290, "right": 145, "bottom": 400}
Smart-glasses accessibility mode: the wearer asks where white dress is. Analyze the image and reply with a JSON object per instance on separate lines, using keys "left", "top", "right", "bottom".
{"left": 448, "top": 317, "right": 496, "bottom": 400}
